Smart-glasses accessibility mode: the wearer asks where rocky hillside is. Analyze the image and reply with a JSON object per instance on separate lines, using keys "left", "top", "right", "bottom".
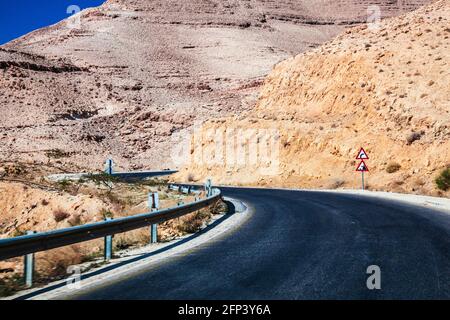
{"left": 0, "top": 0, "right": 431, "bottom": 171}
{"left": 176, "top": 0, "right": 449, "bottom": 196}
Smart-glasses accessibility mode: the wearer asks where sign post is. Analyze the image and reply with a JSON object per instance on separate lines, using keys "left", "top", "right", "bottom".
{"left": 105, "top": 158, "right": 114, "bottom": 175}
{"left": 355, "top": 148, "right": 369, "bottom": 191}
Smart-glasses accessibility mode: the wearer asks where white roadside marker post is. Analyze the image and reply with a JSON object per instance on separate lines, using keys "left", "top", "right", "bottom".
{"left": 104, "top": 217, "right": 113, "bottom": 261}
{"left": 24, "top": 231, "right": 35, "bottom": 288}
{"left": 205, "top": 179, "right": 212, "bottom": 197}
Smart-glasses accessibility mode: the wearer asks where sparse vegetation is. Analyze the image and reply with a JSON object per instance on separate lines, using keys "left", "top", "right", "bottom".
{"left": 211, "top": 201, "right": 228, "bottom": 215}
{"left": 176, "top": 209, "right": 212, "bottom": 234}
{"left": 11, "top": 228, "right": 26, "bottom": 238}
{"left": 57, "top": 179, "right": 72, "bottom": 191}
{"left": 406, "top": 131, "right": 423, "bottom": 145}
{"left": 330, "top": 178, "right": 346, "bottom": 189}
{"left": 386, "top": 162, "right": 401, "bottom": 173}
{"left": 435, "top": 167, "right": 450, "bottom": 191}
{"left": 0, "top": 274, "right": 24, "bottom": 297}
{"left": 0, "top": 161, "right": 222, "bottom": 296}
{"left": 85, "top": 173, "right": 121, "bottom": 191}
{"left": 114, "top": 237, "right": 133, "bottom": 251}
{"left": 45, "top": 149, "right": 70, "bottom": 159}
{"left": 53, "top": 208, "right": 70, "bottom": 222}
{"left": 100, "top": 209, "right": 114, "bottom": 220}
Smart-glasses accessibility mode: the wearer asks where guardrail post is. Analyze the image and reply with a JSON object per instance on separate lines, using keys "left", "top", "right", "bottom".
{"left": 148, "top": 193, "right": 159, "bottom": 244}
{"left": 150, "top": 224, "right": 158, "bottom": 244}
{"left": 205, "top": 179, "right": 212, "bottom": 197}
{"left": 104, "top": 218, "right": 113, "bottom": 261}
{"left": 23, "top": 231, "right": 35, "bottom": 288}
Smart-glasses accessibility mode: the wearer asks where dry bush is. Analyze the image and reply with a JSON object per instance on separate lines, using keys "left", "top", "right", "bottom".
{"left": 176, "top": 210, "right": 211, "bottom": 234}
{"left": 435, "top": 167, "right": 450, "bottom": 191}
{"left": 211, "top": 201, "right": 228, "bottom": 215}
{"left": 329, "top": 178, "right": 345, "bottom": 189}
{"left": 386, "top": 162, "right": 401, "bottom": 173}
{"left": 36, "top": 246, "right": 83, "bottom": 280}
{"left": 406, "top": 131, "right": 423, "bottom": 145}
{"left": 53, "top": 208, "right": 70, "bottom": 222}
{"left": 100, "top": 209, "right": 114, "bottom": 219}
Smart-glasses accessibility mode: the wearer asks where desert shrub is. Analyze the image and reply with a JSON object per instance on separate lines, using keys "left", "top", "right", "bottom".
{"left": 386, "top": 162, "right": 401, "bottom": 173}
{"left": 159, "top": 192, "right": 168, "bottom": 200}
{"left": 239, "top": 22, "right": 251, "bottom": 28}
{"left": 100, "top": 209, "right": 114, "bottom": 219}
{"left": 57, "top": 179, "right": 72, "bottom": 190}
{"left": 3, "top": 163, "right": 27, "bottom": 176}
{"left": 329, "top": 179, "right": 345, "bottom": 189}
{"left": 0, "top": 274, "right": 23, "bottom": 297}
{"left": 41, "top": 199, "right": 50, "bottom": 206}
{"left": 177, "top": 210, "right": 211, "bottom": 234}
{"left": 11, "top": 228, "right": 26, "bottom": 237}
{"left": 406, "top": 131, "right": 422, "bottom": 145}
{"left": 435, "top": 168, "right": 450, "bottom": 191}
{"left": 211, "top": 201, "right": 228, "bottom": 215}
{"left": 53, "top": 209, "right": 70, "bottom": 222}
{"left": 114, "top": 237, "right": 133, "bottom": 251}
{"left": 45, "top": 149, "right": 69, "bottom": 159}
{"left": 104, "top": 191, "right": 125, "bottom": 207}
{"left": 86, "top": 173, "right": 120, "bottom": 191}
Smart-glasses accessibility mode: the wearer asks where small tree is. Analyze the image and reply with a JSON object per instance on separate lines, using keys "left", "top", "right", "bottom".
{"left": 435, "top": 168, "right": 450, "bottom": 191}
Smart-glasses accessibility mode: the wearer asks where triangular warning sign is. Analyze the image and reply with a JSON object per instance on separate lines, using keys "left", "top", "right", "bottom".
{"left": 356, "top": 147, "right": 369, "bottom": 160}
{"left": 356, "top": 160, "right": 369, "bottom": 172}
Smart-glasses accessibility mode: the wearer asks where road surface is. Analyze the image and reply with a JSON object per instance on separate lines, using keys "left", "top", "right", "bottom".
{"left": 71, "top": 188, "right": 450, "bottom": 300}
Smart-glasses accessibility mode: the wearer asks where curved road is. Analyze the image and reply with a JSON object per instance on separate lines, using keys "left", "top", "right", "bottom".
{"left": 71, "top": 188, "right": 450, "bottom": 300}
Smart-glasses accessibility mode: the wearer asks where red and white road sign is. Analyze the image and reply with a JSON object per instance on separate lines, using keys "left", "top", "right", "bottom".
{"left": 356, "top": 147, "right": 369, "bottom": 160}
{"left": 356, "top": 160, "right": 369, "bottom": 172}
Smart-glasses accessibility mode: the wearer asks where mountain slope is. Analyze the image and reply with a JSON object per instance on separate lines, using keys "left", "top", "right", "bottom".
{"left": 176, "top": 0, "right": 449, "bottom": 196}
{"left": 0, "top": 0, "right": 431, "bottom": 171}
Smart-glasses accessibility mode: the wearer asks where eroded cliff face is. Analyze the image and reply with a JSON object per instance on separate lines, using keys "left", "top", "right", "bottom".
{"left": 0, "top": 0, "right": 431, "bottom": 171}
{"left": 175, "top": 0, "right": 449, "bottom": 196}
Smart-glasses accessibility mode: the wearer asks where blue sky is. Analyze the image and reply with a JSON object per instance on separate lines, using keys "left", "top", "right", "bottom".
{"left": 0, "top": 0, "right": 105, "bottom": 45}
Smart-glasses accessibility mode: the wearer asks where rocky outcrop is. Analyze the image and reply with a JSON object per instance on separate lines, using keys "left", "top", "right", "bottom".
{"left": 175, "top": 0, "right": 449, "bottom": 196}
{"left": 0, "top": 0, "right": 432, "bottom": 171}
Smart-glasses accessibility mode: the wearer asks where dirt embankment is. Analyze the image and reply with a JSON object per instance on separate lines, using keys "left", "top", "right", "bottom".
{"left": 175, "top": 0, "right": 450, "bottom": 197}
{"left": 0, "top": 161, "right": 224, "bottom": 296}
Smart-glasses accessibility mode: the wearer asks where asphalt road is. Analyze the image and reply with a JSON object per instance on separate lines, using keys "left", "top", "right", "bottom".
{"left": 72, "top": 188, "right": 450, "bottom": 300}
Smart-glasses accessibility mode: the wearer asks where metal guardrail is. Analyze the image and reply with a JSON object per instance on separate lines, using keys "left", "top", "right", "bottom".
{"left": 0, "top": 186, "right": 221, "bottom": 261}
